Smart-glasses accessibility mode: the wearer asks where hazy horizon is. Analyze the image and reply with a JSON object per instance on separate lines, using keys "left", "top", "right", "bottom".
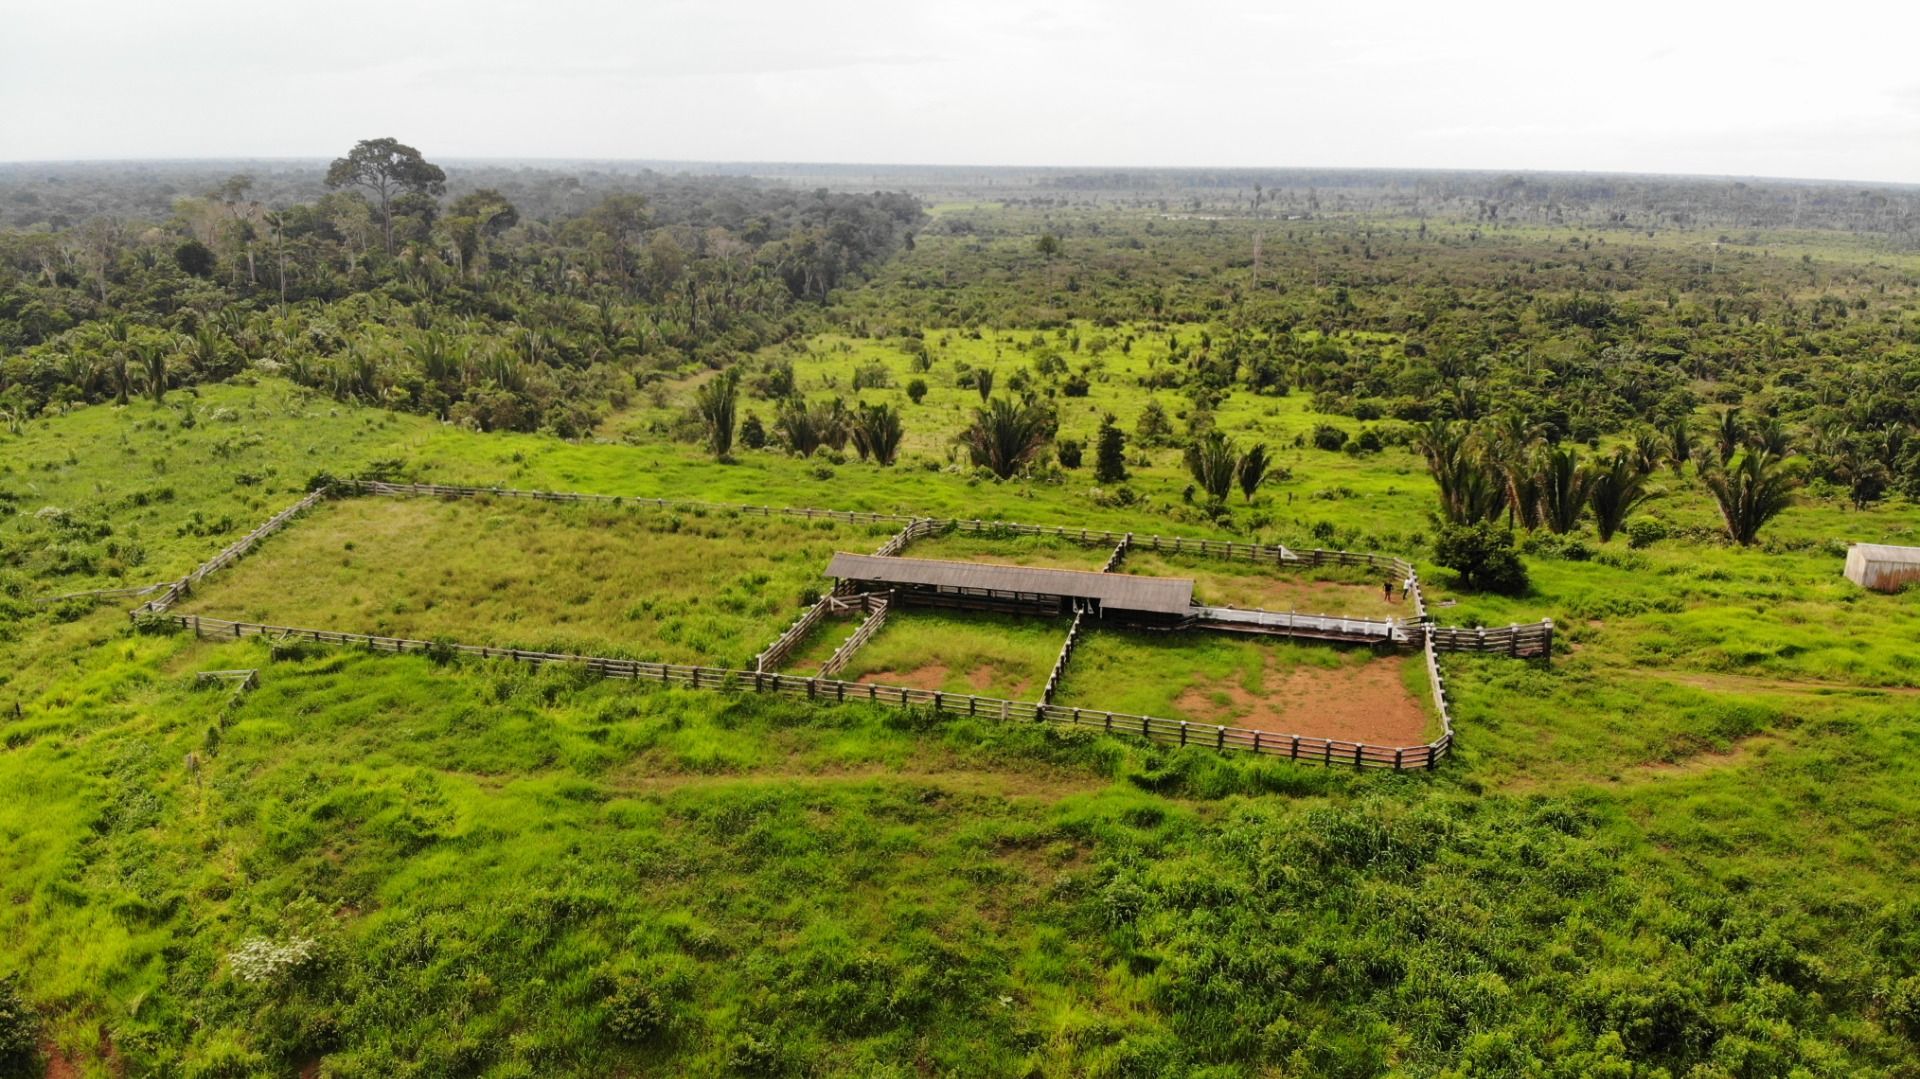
{"left": 3, "top": 0, "right": 1918, "bottom": 184}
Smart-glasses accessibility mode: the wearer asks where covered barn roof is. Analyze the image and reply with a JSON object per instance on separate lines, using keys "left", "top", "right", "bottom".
{"left": 1849, "top": 543, "right": 1920, "bottom": 563}
{"left": 826, "top": 552, "right": 1196, "bottom": 615}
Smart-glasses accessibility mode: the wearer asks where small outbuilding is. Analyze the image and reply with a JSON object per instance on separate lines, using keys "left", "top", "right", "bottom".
{"left": 1844, "top": 543, "right": 1920, "bottom": 593}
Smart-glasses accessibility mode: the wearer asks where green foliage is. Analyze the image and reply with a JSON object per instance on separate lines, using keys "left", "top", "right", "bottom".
{"left": 1094, "top": 413, "right": 1129, "bottom": 484}
{"left": 691, "top": 368, "right": 740, "bottom": 461}
{"left": 961, "top": 397, "right": 1052, "bottom": 480}
{"left": 0, "top": 976, "right": 36, "bottom": 1079}
{"left": 1433, "top": 519, "right": 1530, "bottom": 594}
{"left": 1312, "top": 423, "right": 1350, "bottom": 451}
{"left": 1703, "top": 451, "right": 1800, "bottom": 545}
{"left": 1587, "top": 451, "right": 1654, "bottom": 542}
{"left": 1183, "top": 431, "right": 1237, "bottom": 503}
{"left": 848, "top": 402, "right": 904, "bottom": 466}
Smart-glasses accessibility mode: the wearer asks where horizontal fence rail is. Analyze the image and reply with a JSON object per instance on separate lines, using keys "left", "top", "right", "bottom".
{"left": 817, "top": 594, "right": 891, "bottom": 679}
{"left": 1192, "top": 606, "right": 1409, "bottom": 643}
{"left": 1041, "top": 608, "right": 1086, "bottom": 705}
{"left": 1428, "top": 620, "right": 1554, "bottom": 658}
{"left": 152, "top": 613, "right": 1451, "bottom": 770}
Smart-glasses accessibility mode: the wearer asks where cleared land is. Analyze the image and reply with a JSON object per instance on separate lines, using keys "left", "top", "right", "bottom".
{"left": 175, "top": 495, "right": 892, "bottom": 666}
{"left": 1119, "top": 548, "right": 1404, "bottom": 618}
{"left": 897, "top": 530, "right": 1112, "bottom": 570}
{"left": 833, "top": 608, "right": 1068, "bottom": 700}
{"left": 1052, "top": 628, "right": 1436, "bottom": 743}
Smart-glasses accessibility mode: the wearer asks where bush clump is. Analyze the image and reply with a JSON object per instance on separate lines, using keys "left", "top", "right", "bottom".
{"left": 1433, "top": 520, "right": 1530, "bottom": 595}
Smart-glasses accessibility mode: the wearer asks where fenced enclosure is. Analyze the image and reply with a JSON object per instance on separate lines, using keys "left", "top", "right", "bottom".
{"left": 154, "top": 612, "right": 1453, "bottom": 769}
{"left": 123, "top": 479, "right": 1552, "bottom": 771}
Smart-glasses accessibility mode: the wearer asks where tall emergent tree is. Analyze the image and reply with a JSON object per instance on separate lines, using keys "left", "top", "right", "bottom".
{"left": 692, "top": 369, "right": 740, "bottom": 461}
{"left": 325, "top": 138, "right": 447, "bottom": 255}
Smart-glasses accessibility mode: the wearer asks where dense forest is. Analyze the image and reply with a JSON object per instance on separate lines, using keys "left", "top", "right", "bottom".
{"left": 0, "top": 143, "right": 923, "bottom": 435}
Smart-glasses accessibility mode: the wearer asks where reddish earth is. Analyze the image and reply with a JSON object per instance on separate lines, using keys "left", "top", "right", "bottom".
{"left": 858, "top": 662, "right": 1033, "bottom": 700}
{"left": 858, "top": 663, "right": 950, "bottom": 690}
{"left": 1174, "top": 658, "right": 1428, "bottom": 745}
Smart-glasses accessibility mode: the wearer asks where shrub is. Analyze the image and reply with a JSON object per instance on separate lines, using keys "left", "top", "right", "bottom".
{"left": 604, "top": 976, "right": 675, "bottom": 1044}
{"left": 1433, "top": 520, "right": 1529, "bottom": 594}
{"left": 739, "top": 411, "right": 767, "bottom": 450}
{"left": 905, "top": 378, "right": 928, "bottom": 404}
{"left": 1626, "top": 517, "right": 1669, "bottom": 549}
{"left": 1056, "top": 439, "right": 1083, "bottom": 468}
{"left": 0, "top": 976, "right": 37, "bottom": 1079}
{"left": 1312, "top": 423, "right": 1350, "bottom": 451}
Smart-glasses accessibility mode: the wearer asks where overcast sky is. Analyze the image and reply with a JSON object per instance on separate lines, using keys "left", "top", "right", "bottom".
{"left": 3, "top": 0, "right": 1918, "bottom": 183}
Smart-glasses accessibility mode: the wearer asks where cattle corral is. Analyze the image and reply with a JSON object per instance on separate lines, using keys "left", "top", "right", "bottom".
{"left": 132, "top": 480, "right": 1557, "bottom": 769}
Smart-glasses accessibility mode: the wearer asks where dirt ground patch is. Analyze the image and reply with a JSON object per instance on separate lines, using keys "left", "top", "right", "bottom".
{"left": 1173, "top": 656, "right": 1428, "bottom": 744}
{"left": 859, "top": 662, "right": 952, "bottom": 690}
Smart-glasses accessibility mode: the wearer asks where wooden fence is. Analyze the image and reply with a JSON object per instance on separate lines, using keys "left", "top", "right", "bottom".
{"left": 817, "top": 594, "right": 891, "bottom": 679}
{"left": 153, "top": 612, "right": 1451, "bottom": 769}
{"left": 113, "top": 479, "right": 1532, "bottom": 772}
{"left": 34, "top": 579, "right": 174, "bottom": 607}
{"left": 1428, "top": 620, "right": 1554, "bottom": 659}
{"left": 131, "top": 488, "right": 330, "bottom": 616}
{"left": 1041, "top": 608, "right": 1087, "bottom": 705}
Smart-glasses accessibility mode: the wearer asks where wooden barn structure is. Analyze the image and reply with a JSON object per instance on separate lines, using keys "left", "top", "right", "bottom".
{"left": 825, "top": 552, "right": 1196, "bottom": 626}
{"left": 1844, "top": 543, "right": 1920, "bottom": 593}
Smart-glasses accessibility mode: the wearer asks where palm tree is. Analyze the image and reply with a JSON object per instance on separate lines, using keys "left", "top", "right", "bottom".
{"left": 100, "top": 316, "right": 134, "bottom": 406}
{"left": 1702, "top": 450, "right": 1799, "bottom": 545}
{"left": 691, "top": 368, "right": 740, "bottom": 460}
{"left": 1586, "top": 451, "right": 1654, "bottom": 542}
{"left": 962, "top": 397, "right": 1051, "bottom": 479}
{"left": 1750, "top": 416, "right": 1792, "bottom": 456}
{"left": 1236, "top": 442, "right": 1272, "bottom": 503}
{"left": 137, "top": 339, "right": 170, "bottom": 404}
{"left": 974, "top": 368, "right": 995, "bottom": 404}
{"left": 775, "top": 397, "right": 824, "bottom": 457}
{"left": 849, "top": 402, "right": 904, "bottom": 466}
{"left": 1713, "top": 407, "right": 1745, "bottom": 466}
{"left": 1664, "top": 417, "right": 1694, "bottom": 476}
{"left": 1630, "top": 428, "right": 1664, "bottom": 476}
{"left": 1184, "top": 431, "right": 1237, "bottom": 503}
{"left": 1538, "top": 446, "right": 1588, "bottom": 534}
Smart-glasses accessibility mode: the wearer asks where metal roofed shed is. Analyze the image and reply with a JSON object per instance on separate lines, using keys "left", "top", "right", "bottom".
{"left": 1844, "top": 543, "right": 1920, "bottom": 593}
{"left": 825, "top": 552, "right": 1196, "bottom": 619}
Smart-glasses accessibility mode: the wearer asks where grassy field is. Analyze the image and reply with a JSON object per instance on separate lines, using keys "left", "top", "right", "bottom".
{"left": 1053, "top": 629, "right": 1437, "bottom": 744}
{"left": 897, "top": 530, "right": 1113, "bottom": 570}
{"left": 3, "top": 375, "right": 1920, "bottom": 1074}
{"left": 1119, "top": 548, "right": 1405, "bottom": 618}
{"left": 173, "top": 494, "right": 889, "bottom": 667}
{"left": 831, "top": 608, "right": 1068, "bottom": 701}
